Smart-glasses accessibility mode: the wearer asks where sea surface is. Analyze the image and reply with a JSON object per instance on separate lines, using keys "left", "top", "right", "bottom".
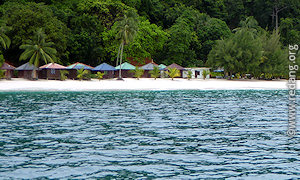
{"left": 0, "top": 90, "right": 299, "bottom": 179}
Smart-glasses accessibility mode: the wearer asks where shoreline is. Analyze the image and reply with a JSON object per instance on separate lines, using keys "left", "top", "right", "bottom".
{"left": 0, "top": 78, "right": 296, "bottom": 91}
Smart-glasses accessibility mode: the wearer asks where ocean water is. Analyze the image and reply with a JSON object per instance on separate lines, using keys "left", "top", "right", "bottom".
{"left": 0, "top": 90, "right": 299, "bottom": 179}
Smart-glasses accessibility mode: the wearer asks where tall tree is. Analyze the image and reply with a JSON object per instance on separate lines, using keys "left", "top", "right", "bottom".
{"left": 260, "top": 30, "right": 287, "bottom": 78}
{"left": 114, "top": 9, "right": 139, "bottom": 79}
{"left": 207, "top": 17, "right": 263, "bottom": 77}
{"left": 0, "top": 20, "right": 11, "bottom": 50}
{"left": 19, "top": 28, "right": 57, "bottom": 79}
{"left": 0, "top": 1, "right": 68, "bottom": 64}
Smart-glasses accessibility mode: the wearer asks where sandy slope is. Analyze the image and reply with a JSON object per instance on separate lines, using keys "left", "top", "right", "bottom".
{"left": 0, "top": 78, "right": 295, "bottom": 91}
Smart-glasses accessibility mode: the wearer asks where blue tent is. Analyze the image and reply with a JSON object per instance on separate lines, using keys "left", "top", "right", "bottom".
{"left": 93, "top": 63, "right": 116, "bottom": 71}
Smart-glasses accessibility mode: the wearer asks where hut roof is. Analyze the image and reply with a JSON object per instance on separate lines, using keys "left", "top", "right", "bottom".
{"left": 141, "top": 63, "right": 158, "bottom": 70}
{"left": 158, "top": 64, "right": 167, "bottom": 70}
{"left": 93, "top": 63, "right": 116, "bottom": 71}
{"left": 40, "top": 63, "right": 66, "bottom": 69}
{"left": 67, "top": 62, "right": 93, "bottom": 70}
{"left": 15, "top": 62, "right": 38, "bottom": 70}
{"left": 115, "top": 62, "right": 135, "bottom": 70}
{"left": 0, "top": 62, "right": 15, "bottom": 70}
{"left": 164, "top": 63, "right": 185, "bottom": 70}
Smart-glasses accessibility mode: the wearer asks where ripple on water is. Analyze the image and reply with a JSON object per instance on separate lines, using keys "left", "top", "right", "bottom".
{"left": 0, "top": 90, "right": 299, "bottom": 179}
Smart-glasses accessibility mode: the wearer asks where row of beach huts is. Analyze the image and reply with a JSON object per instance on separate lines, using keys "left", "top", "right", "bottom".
{"left": 0, "top": 60, "right": 211, "bottom": 80}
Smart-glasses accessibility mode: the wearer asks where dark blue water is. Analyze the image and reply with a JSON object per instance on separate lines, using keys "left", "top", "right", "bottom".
{"left": 0, "top": 90, "right": 299, "bottom": 179}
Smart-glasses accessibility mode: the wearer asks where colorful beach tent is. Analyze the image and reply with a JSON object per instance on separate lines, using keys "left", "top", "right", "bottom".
{"left": 40, "top": 63, "right": 66, "bottom": 69}
{"left": 15, "top": 62, "right": 38, "bottom": 70}
{"left": 141, "top": 63, "right": 158, "bottom": 70}
{"left": 158, "top": 64, "right": 167, "bottom": 70}
{"left": 93, "top": 63, "right": 116, "bottom": 71}
{"left": 164, "top": 63, "right": 185, "bottom": 70}
{"left": 66, "top": 62, "right": 93, "bottom": 70}
{"left": 115, "top": 62, "right": 135, "bottom": 70}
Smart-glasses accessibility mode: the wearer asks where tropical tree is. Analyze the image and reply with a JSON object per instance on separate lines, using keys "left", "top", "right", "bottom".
{"left": 130, "top": 66, "right": 144, "bottom": 80}
{"left": 207, "top": 17, "right": 262, "bottom": 78}
{"left": 187, "top": 70, "right": 193, "bottom": 80}
{"left": 166, "top": 67, "right": 180, "bottom": 80}
{"left": 115, "top": 9, "right": 139, "bottom": 80}
{"left": 19, "top": 28, "right": 57, "bottom": 79}
{"left": 96, "top": 72, "right": 105, "bottom": 81}
{"left": 0, "top": 70, "right": 5, "bottom": 79}
{"left": 149, "top": 66, "right": 160, "bottom": 80}
{"left": 202, "top": 70, "right": 209, "bottom": 80}
{"left": 260, "top": 30, "right": 288, "bottom": 78}
{"left": 77, "top": 68, "right": 89, "bottom": 80}
{"left": 0, "top": 20, "right": 11, "bottom": 50}
{"left": 60, "top": 70, "right": 69, "bottom": 81}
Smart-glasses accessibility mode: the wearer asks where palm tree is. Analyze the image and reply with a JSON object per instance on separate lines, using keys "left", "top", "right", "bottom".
{"left": 0, "top": 20, "right": 11, "bottom": 50}
{"left": 115, "top": 10, "right": 139, "bottom": 80}
{"left": 149, "top": 66, "right": 160, "bottom": 80}
{"left": 202, "top": 70, "right": 209, "bottom": 80}
{"left": 166, "top": 68, "right": 180, "bottom": 80}
{"left": 96, "top": 71, "right": 105, "bottom": 81}
{"left": 187, "top": 70, "right": 193, "bottom": 80}
{"left": 0, "top": 70, "right": 5, "bottom": 79}
{"left": 60, "top": 70, "right": 69, "bottom": 81}
{"left": 130, "top": 66, "right": 144, "bottom": 80}
{"left": 77, "top": 68, "right": 89, "bottom": 81}
{"left": 19, "top": 28, "right": 57, "bottom": 79}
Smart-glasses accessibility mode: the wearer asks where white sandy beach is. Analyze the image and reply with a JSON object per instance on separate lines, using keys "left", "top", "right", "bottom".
{"left": 0, "top": 78, "right": 297, "bottom": 91}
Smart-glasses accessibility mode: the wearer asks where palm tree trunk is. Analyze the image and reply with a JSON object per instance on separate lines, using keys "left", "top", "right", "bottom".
{"left": 116, "top": 43, "right": 122, "bottom": 67}
{"left": 32, "top": 68, "right": 37, "bottom": 80}
{"left": 118, "top": 41, "right": 124, "bottom": 80}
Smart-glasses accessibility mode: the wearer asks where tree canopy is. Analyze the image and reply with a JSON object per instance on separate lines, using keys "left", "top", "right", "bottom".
{"left": 0, "top": 0, "right": 297, "bottom": 76}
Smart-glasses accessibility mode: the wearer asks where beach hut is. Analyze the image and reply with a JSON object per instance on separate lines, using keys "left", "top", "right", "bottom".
{"left": 158, "top": 64, "right": 167, "bottom": 78}
{"left": 39, "top": 63, "right": 67, "bottom": 80}
{"left": 183, "top": 67, "right": 211, "bottom": 79}
{"left": 115, "top": 62, "right": 135, "bottom": 78}
{"left": 15, "top": 62, "right": 39, "bottom": 80}
{"left": 66, "top": 62, "right": 94, "bottom": 79}
{"left": 164, "top": 63, "right": 185, "bottom": 78}
{"left": 0, "top": 62, "right": 15, "bottom": 80}
{"left": 158, "top": 64, "right": 167, "bottom": 70}
{"left": 141, "top": 62, "right": 158, "bottom": 78}
{"left": 93, "top": 63, "right": 116, "bottom": 79}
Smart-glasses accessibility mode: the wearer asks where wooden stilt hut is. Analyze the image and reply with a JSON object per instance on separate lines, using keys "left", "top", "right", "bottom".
{"left": 39, "top": 63, "right": 67, "bottom": 80}
{"left": 92, "top": 63, "right": 116, "bottom": 79}
{"left": 164, "top": 63, "right": 185, "bottom": 78}
{"left": 66, "top": 62, "right": 94, "bottom": 80}
{"left": 0, "top": 62, "right": 15, "bottom": 80}
{"left": 15, "top": 62, "right": 39, "bottom": 80}
{"left": 115, "top": 62, "right": 135, "bottom": 78}
{"left": 141, "top": 62, "right": 158, "bottom": 78}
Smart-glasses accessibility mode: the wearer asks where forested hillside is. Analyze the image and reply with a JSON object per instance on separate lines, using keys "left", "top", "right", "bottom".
{"left": 0, "top": 0, "right": 299, "bottom": 75}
